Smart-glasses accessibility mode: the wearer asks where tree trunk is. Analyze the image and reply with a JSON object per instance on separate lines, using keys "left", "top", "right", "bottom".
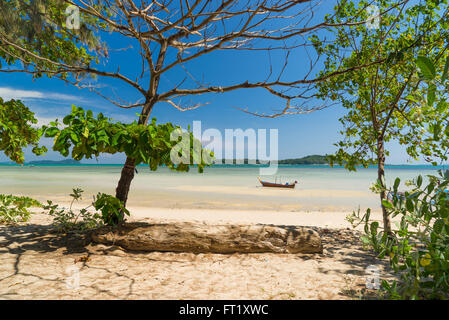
{"left": 377, "top": 138, "right": 392, "bottom": 234}
{"left": 92, "top": 221, "right": 323, "bottom": 254}
{"left": 114, "top": 45, "right": 165, "bottom": 211}
{"left": 114, "top": 101, "right": 156, "bottom": 208}
{"left": 115, "top": 157, "right": 136, "bottom": 207}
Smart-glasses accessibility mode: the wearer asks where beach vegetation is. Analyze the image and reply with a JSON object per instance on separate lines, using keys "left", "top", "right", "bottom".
{"left": 93, "top": 192, "right": 130, "bottom": 226}
{"left": 417, "top": 53, "right": 449, "bottom": 151}
{"left": 0, "top": 98, "right": 47, "bottom": 164}
{"left": 43, "top": 187, "right": 130, "bottom": 231}
{"left": 348, "top": 172, "right": 449, "bottom": 299}
{"left": 316, "top": 0, "right": 449, "bottom": 233}
{"left": 44, "top": 188, "right": 101, "bottom": 232}
{"left": 0, "top": 194, "right": 42, "bottom": 224}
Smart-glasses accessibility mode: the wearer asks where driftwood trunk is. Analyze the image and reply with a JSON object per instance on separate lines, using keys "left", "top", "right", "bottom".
{"left": 92, "top": 222, "right": 322, "bottom": 254}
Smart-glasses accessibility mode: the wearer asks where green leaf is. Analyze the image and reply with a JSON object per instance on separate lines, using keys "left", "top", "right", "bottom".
{"left": 82, "top": 127, "right": 89, "bottom": 138}
{"left": 428, "top": 83, "right": 436, "bottom": 107}
{"left": 382, "top": 199, "right": 394, "bottom": 209}
{"left": 406, "top": 198, "right": 414, "bottom": 212}
{"left": 442, "top": 56, "right": 449, "bottom": 82}
{"left": 417, "top": 175, "right": 423, "bottom": 188}
{"left": 70, "top": 132, "right": 79, "bottom": 143}
{"left": 434, "top": 219, "right": 445, "bottom": 234}
{"left": 417, "top": 56, "right": 436, "bottom": 80}
{"left": 393, "top": 178, "right": 401, "bottom": 191}
{"left": 432, "top": 122, "right": 442, "bottom": 141}
{"left": 45, "top": 127, "right": 60, "bottom": 137}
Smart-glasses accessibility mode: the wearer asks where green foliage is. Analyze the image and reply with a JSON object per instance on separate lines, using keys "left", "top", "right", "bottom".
{"left": 316, "top": 0, "right": 449, "bottom": 171}
{"left": 93, "top": 193, "right": 129, "bottom": 226}
{"left": 0, "top": 98, "right": 47, "bottom": 164}
{"left": 0, "top": 194, "right": 42, "bottom": 224}
{"left": 43, "top": 188, "right": 100, "bottom": 231}
{"left": 43, "top": 187, "right": 131, "bottom": 230}
{"left": 43, "top": 106, "right": 214, "bottom": 172}
{"left": 0, "top": 0, "right": 103, "bottom": 165}
{"left": 418, "top": 54, "right": 449, "bottom": 161}
{"left": 348, "top": 173, "right": 449, "bottom": 299}
{"left": 417, "top": 56, "right": 437, "bottom": 80}
{"left": 0, "top": 0, "right": 104, "bottom": 78}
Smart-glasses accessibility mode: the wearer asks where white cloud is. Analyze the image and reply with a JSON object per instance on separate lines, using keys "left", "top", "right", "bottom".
{"left": 35, "top": 116, "right": 60, "bottom": 127}
{"left": 0, "top": 87, "right": 83, "bottom": 103}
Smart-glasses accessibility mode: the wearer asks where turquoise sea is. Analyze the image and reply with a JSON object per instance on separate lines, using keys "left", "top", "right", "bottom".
{"left": 0, "top": 164, "right": 445, "bottom": 212}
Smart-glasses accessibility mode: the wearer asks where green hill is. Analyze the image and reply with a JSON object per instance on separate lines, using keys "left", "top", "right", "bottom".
{"left": 217, "top": 155, "right": 329, "bottom": 165}
{"left": 278, "top": 155, "right": 328, "bottom": 165}
{"left": 27, "top": 159, "right": 81, "bottom": 165}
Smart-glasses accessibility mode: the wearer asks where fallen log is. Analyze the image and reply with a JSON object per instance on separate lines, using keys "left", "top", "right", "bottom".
{"left": 92, "top": 221, "right": 322, "bottom": 254}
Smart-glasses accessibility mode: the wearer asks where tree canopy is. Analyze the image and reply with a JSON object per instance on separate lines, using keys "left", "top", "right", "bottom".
{"left": 314, "top": 0, "right": 449, "bottom": 233}
{"left": 43, "top": 106, "right": 214, "bottom": 172}
{"left": 0, "top": 98, "right": 47, "bottom": 164}
{"left": 0, "top": 0, "right": 104, "bottom": 77}
{"left": 316, "top": 0, "right": 449, "bottom": 170}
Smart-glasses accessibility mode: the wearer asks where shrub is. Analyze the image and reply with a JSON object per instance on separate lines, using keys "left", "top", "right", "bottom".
{"left": 43, "top": 188, "right": 129, "bottom": 232}
{"left": 93, "top": 192, "right": 129, "bottom": 226}
{"left": 0, "top": 194, "right": 42, "bottom": 224}
{"left": 348, "top": 171, "right": 449, "bottom": 299}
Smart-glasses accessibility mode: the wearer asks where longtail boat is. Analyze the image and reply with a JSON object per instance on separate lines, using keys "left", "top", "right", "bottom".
{"left": 258, "top": 177, "right": 297, "bottom": 189}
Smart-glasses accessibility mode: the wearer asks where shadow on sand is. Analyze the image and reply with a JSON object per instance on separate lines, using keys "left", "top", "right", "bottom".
{"left": 0, "top": 221, "right": 394, "bottom": 300}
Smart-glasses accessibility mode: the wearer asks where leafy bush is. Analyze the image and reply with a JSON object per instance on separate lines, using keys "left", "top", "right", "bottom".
{"left": 348, "top": 172, "right": 449, "bottom": 299}
{"left": 93, "top": 192, "right": 129, "bottom": 226}
{"left": 0, "top": 194, "right": 42, "bottom": 224}
{"left": 43, "top": 188, "right": 129, "bottom": 232}
{"left": 44, "top": 188, "right": 102, "bottom": 232}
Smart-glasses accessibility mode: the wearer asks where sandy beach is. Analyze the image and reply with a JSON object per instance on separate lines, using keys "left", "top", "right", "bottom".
{"left": 0, "top": 164, "right": 426, "bottom": 300}
{"left": 0, "top": 206, "right": 396, "bottom": 300}
{"left": 0, "top": 165, "right": 423, "bottom": 300}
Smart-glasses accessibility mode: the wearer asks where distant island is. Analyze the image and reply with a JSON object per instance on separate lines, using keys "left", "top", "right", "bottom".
{"left": 27, "top": 159, "right": 81, "bottom": 165}
{"left": 278, "top": 155, "right": 329, "bottom": 165}
{"left": 0, "top": 159, "right": 81, "bottom": 165}
{"left": 217, "top": 155, "right": 329, "bottom": 165}
{"left": 0, "top": 156, "right": 329, "bottom": 166}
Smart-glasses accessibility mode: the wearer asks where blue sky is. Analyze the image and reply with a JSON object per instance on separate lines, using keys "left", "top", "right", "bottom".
{"left": 0, "top": 1, "right": 422, "bottom": 164}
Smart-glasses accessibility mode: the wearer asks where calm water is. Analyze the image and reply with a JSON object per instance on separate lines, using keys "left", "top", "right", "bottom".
{"left": 0, "top": 164, "right": 444, "bottom": 212}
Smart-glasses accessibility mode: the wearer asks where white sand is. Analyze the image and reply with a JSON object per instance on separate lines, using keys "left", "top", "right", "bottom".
{"left": 127, "top": 207, "right": 385, "bottom": 230}
{"left": 0, "top": 208, "right": 395, "bottom": 300}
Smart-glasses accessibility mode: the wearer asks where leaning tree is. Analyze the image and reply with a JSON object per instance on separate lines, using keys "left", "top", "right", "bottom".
{"left": 0, "top": 0, "right": 405, "bottom": 208}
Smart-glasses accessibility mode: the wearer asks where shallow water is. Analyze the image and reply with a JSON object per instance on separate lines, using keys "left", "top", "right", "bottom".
{"left": 0, "top": 164, "right": 443, "bottom": 212}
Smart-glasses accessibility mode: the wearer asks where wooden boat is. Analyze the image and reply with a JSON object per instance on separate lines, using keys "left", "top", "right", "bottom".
{"left": 258, "top": 177, "right": 297, "bottom": 189}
